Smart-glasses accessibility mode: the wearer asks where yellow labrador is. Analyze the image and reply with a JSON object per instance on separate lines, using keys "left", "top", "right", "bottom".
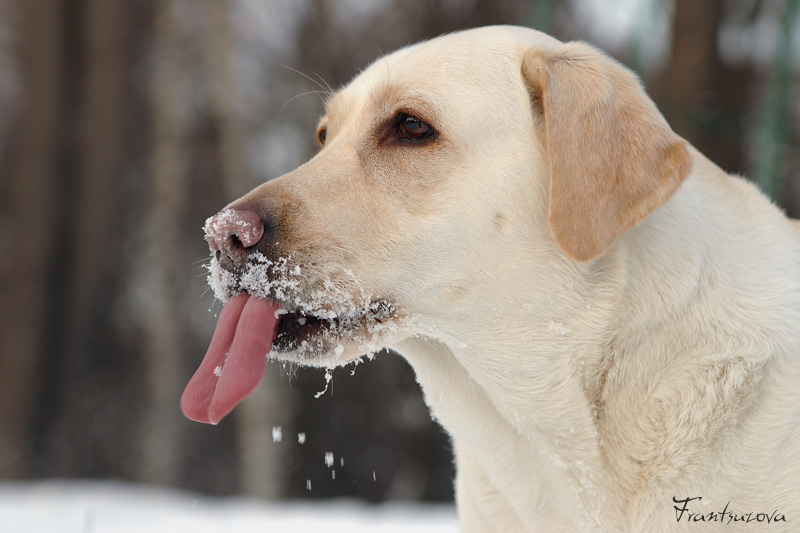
{"left": 182, "top": 26, "right": 800, "bottom": 531}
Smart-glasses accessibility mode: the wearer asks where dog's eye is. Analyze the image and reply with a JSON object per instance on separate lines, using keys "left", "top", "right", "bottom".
{"left": 397, "top": 114, "right": 434, "bottom": 141}
{"left": 316, "top": 127, "right": 327, "bottom": 146}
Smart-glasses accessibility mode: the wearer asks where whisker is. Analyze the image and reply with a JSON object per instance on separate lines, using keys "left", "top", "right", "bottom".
{"left": 191, "top": 256, "right": 212, "bottom": 267}
{"left": 193, "top": 260, "right": 212, "bottom": 276}
{"left": 278, "top": 361, "right": 299, "bottom": 382}
{"left": 279, "top": 64, "right": 335, "bottom": 99}
{"left": 281, "top": 89, "right": 329, "bottom": 110}
{"left": 313, "top": 71, "right": 335, "bottom": 97}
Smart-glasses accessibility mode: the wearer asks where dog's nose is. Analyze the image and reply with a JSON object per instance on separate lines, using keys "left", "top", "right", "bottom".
{"left": 204, "top": 208, "right": 265, "bottom": 265}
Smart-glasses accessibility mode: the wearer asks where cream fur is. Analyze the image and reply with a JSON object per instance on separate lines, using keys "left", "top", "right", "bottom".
{"left": 226, "top": 26, "right": 800, "bottom": 531}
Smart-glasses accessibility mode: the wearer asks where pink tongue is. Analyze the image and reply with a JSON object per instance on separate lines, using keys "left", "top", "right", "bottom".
{"left": 181, "top": 294, "right": 281, "bottom": 424}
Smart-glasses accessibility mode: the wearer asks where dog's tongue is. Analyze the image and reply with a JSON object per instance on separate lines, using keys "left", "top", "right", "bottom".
{"left": 181, "top": 294, "right": 280, "bottom": 424}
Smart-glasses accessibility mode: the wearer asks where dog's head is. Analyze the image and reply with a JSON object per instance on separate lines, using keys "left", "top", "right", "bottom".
{"left": 182, "top": 26, "right": 691, "bottom": 424}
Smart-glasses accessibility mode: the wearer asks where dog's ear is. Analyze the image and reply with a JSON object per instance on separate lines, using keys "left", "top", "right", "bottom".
{"left": 522, "top": 43, "right": 691, "bottom": 262}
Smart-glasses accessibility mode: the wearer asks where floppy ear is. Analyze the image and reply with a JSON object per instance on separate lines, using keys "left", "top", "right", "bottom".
{"left": 522, "top": 42, "right": 692, "bottom": 262}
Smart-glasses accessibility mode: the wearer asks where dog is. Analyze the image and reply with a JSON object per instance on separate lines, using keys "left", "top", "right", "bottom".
{"left": 181, "top": 26, "right": 800, "bottom": 531}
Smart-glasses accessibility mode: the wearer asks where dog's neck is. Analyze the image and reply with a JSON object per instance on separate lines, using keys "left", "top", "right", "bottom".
{"left": 395, "top": 332, "right": 620, "bottom": 529}
{"left": 393, "top": 252, "right": 630, "bottom": 529}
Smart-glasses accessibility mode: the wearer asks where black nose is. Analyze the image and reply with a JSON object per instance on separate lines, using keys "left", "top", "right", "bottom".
{"left": 204, "top": 208, "right": 265, "bottom": 267}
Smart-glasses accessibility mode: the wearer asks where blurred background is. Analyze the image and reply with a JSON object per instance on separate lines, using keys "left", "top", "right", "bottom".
{"left": 0, "top": 0, "right": 798, "bottom": 506}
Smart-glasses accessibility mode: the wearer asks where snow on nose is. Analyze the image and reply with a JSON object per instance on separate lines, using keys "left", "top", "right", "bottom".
{"left": 204, "top": 208, "right": 265, "bottom": 256}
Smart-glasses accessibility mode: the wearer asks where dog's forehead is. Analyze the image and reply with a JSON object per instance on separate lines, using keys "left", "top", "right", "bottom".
{"left": 326, "top": 26, "right": 561, "bottom": 118}
{"left": 367, "top": 25, "right": 561, "bottom": 77}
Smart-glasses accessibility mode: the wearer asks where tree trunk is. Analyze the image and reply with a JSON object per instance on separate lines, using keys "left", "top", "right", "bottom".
{"left": 0, "top": 0, "right": 64, "bottom": 478}
{"left": 138, "top": 0, "right": 188, "bottom": 485}
{"left": 651, "top": 0, "right": 748, "bottom": 174}
{"left": 753, "top": 0, "right": 800, "bottom": 201}
{"left": 37, "top": 0, "right": 131, "bottom": 476}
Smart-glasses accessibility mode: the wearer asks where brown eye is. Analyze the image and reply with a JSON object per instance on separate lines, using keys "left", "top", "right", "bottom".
{"left": 316, "top": 127, "right": 327, "bottom": 146}
{"left": 398, "top": 114, "right": 434, "bottom": 141}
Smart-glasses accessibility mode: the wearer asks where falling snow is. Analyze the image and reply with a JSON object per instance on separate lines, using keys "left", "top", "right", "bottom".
{"left": 314, "top": 370, "right": 334, "bottom": 398}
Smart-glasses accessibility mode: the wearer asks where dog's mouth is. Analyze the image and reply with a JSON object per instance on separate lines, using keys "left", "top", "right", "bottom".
{"left": 274, "top": 309, "right": 327, "bottom": 352}
{"left": 180, "top": 254, "right": 399, "bottom": 425}
{"left": 272, "top": 302, "right": 393, "bottom": 354}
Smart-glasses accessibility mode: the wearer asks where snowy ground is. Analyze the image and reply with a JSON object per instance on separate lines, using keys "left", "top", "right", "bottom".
{"left": 0, "top": 480, "right": 458, "bottom": 533}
